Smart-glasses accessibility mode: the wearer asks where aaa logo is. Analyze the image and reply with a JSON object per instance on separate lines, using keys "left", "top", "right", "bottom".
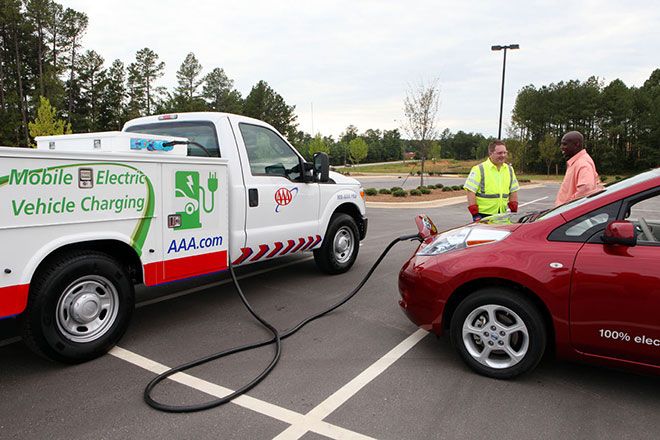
{"left": 275, "top": 187, "right": 298, "bottom": 213}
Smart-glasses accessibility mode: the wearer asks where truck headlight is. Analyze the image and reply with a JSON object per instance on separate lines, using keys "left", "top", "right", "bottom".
{"left": 417, "top": 227, "right": 510, "bottom": 256}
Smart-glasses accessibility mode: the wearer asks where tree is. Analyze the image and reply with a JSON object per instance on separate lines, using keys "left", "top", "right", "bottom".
{"left": 28, "top": 96, "right": 71, "bottom": 143}
{"left": 403, "top": 79, "right": 440, "bottom": 186}
{"left": 243, "top": 80, "right": 297, "bottom": 138}
{"left": 308, "top": 133, "right": 330, "bottom": 157}
{"left": 538, "top": 133, "right": 559, "bottom": 175}
{"left": 381, "top": 129, "right": 403, "bottom": 161}
{"left": 168, "top": 52, "right": 206, "bottom": 112}
{"left": 348, "top": 137, "right": 368, "bottom": 165}
{"left": 76, "top": 49, "right": 106, "bottom": 131}
{"left": 61, "top": 7, "right": 88, "bottom": 120}
{"left": 129, "top": 47, "right": 165, "bottom": 114}
{"left": 100, "top": 59, "right": 127, "bottom": 130}
{"left": 202, "top": 67, "right": 242, "bottom": 113}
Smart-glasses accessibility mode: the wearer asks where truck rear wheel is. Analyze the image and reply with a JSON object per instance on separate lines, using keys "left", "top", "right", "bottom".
{"left": 314, "top": 213, "right": 359, "bottom": 274}
{"left": 20, "top": 251, "right": 134, "bottom": 363}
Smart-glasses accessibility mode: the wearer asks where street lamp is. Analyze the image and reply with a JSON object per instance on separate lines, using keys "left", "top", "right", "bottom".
{"left": 491, "top": 44, "right": 519, "bottom": 139}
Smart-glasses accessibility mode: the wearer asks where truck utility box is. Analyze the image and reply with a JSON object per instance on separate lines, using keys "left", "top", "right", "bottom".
{"left": 0, "top": 112, "right": 367, "bottom": 363}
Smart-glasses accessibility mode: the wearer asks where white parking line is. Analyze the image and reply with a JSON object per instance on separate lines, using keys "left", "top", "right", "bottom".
{"left": 520, "top": 196, "right": 548, "bottom": 208}
{"left": 272, "top": 329, "right": 429, "bottom": 440}
{"left": 109, "top": 346, "right": 376, "bottom": 440}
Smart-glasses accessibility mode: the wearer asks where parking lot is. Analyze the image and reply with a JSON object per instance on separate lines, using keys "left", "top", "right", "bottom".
{"left": 1, "top": 181, "right": 659, "bottom": 440}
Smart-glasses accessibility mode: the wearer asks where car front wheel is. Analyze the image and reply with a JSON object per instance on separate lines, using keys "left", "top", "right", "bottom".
{"left": 313, "top": 213, "right": 359, "bottom": 274}
{"left": 450, "top": 288, "right": 546, "bottom": 379}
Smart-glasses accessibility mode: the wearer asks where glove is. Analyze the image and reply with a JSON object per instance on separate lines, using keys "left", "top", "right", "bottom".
{"left": 468, "top": 204, "right": 481, "bottom": 222}
{"left": 508, "top": 201, "right": 518, "bottom": 213}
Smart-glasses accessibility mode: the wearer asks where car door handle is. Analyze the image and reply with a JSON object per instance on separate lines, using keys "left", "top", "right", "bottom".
{"left": 249, "top": 188, "right": 259, "bottom": 207}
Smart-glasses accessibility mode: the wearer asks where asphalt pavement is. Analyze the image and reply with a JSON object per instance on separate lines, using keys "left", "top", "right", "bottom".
{"left": 1, "top": 182, "right": 659, "bottom": 440}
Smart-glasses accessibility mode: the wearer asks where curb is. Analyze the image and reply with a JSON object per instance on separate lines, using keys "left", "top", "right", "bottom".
{"left": 365, "top": 183, "right": 546, "bottom": 209}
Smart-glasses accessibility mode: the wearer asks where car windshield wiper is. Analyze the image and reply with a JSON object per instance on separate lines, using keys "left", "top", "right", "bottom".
{"left": 518, "top": 209, "right": 550, "bottom": 223}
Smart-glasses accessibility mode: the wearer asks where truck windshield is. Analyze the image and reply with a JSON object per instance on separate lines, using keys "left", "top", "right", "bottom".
{"left": 124, "top": 121, "right": 220, "bottom": 157}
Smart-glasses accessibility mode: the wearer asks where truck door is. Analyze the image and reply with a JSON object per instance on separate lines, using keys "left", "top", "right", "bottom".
{"left": 233, "top": 122, "right": 320, "bottom": 264}
{"left": 570, "top": 191, "right": 660, "bottom": 365}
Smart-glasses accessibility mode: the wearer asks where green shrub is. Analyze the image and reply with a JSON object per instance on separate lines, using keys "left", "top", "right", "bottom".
{"left": 600, "top": 175, "right": 608, "bottom": 182}
{"left": 410, "top": 189, "right": 422, "bottom": 196}
{"left": 420, "top": 187, "right": 432, "bottom": 194}
{"left": 615, "top": 176, "right": 622, "bottom": 181}
{"left": 518, "top": 178, "right": 531, "bottom": 183}
{"left": 392, "top": 189, "right": 408, "bottom": 197}
{"left": 378, "top": 188, "right": 391, "bottom": 194}
{"left": 435, "top": 183, "right": 444, "bottom": 189}
{"left": 417, "top": 185, "right": 426, "bottom": 190}
{"left": 390, "top": 186, "right": 403, "bottom": 192}
{"left": 416, "top": 171, "right": 422, "bottom": 175}
{"left": 365, "top": 188, "right": 378, "bottom": 196}
{"left": 442, "top": 186, "right": 452, "bottom": 192}
{"left": 452, "top": 185, "right": 462, "bottom": 191}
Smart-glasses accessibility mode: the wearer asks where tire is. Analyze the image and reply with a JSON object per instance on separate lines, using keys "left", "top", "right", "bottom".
{"left": 19, "top": 251, "right": 134, "bottom": 363}
{"left": 313, "top": 213, "right": 360, "bottom": 274}
{"left": 450, "top": 288, "right": 546, "bottom": 379}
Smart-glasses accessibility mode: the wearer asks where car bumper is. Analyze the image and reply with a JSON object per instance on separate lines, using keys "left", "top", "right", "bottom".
{"left": 398, "top": 257, "right": 447, "bottom": 335}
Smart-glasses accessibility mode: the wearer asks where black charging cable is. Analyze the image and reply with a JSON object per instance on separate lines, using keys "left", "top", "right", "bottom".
{"left": 144, "top": 232, "right": 421, "bottom": 412}
{"left": 163, "top": 140, "right": 215, "bottom": 157}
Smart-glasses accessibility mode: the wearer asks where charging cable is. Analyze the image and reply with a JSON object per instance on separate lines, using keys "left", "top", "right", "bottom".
{"left": 144, "top": 232, "right": 421, "bottom": 412}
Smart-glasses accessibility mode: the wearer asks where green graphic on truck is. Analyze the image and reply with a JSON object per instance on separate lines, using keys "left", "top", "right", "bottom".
{"left": 0, "top": 162, "right": 154, "bottom": 256}
{"left": 174, "top": 171, "right": 217, "bottom": 230}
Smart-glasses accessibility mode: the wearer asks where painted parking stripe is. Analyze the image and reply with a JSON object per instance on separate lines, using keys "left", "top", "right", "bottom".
{"left": 273, "top": 329, "right": 429, "bottom": 440}
{"left": 109, "top": 346, "right": 376, "bottom": 440}
{"left": 520, "top": 196, "right": 548, "bottom": 208}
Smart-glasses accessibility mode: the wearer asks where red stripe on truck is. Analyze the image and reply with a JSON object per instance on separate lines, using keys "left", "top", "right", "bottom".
{"left": 0, "top": 284, "right": 30, "bottom": 317}
{"left": 143, "top": 250, "right": 228, "bottom": 286}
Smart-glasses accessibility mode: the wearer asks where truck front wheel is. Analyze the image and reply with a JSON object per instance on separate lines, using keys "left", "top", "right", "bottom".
{"left": 20, "top": 251, "right": 134, "bottom": 363}
{"left": 314, "top": 213, "right": 359, "bottom": 274}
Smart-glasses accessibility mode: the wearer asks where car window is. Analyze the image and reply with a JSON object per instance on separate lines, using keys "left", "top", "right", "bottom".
{"left": 548, "top": 201, "right": 621, "bottom": 243}
{"left": 125, "top": 121, "right": 220, "bottom": 157}
{"left": 239, "top": 123, "right": 301, "bottom": 180}
{"left": 625, "top": 192, "right": 660, "bottom": 245}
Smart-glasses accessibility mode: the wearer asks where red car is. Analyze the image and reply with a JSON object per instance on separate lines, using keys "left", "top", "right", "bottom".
{"left": 399, "top": 168, "right": 660, "bottom": 378}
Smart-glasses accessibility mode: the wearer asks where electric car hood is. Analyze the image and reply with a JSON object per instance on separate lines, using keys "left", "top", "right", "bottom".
{"left": 329, "top": 171, "right": 361, "bottom": 185}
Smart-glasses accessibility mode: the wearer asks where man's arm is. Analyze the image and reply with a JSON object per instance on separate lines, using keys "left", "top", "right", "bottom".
{"left": 574, "top": 164, "right": 598, "bottom": 198}
{"left": 467, "top": 190, "right": 476, "bottom": 206}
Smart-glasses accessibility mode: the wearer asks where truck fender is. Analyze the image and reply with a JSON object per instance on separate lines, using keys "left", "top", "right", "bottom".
{"left": 20, "top": 231, "right": 136, "bottom": 286}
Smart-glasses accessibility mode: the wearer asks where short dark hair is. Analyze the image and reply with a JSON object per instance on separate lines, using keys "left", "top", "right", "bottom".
{"left": 488, "top": 140, "right": 506, "bottom": 154}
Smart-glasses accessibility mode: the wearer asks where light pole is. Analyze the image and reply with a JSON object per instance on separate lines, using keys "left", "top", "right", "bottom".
{"left": 491, "top": 44, "right": 519, "bottom": 139}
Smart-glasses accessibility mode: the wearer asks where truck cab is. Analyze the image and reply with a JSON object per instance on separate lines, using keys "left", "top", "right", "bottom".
{"left": 123, "top": 112, "right": 368, "bottom": 273}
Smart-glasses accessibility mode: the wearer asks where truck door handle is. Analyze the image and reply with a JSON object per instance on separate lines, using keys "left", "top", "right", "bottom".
{"left": 249, "top": 188, "right": 259, "bottom": 207}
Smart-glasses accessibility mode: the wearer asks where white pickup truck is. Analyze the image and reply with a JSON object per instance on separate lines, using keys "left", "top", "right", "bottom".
{"left": 0, "top": 112, "right": 367, "bottom": 363}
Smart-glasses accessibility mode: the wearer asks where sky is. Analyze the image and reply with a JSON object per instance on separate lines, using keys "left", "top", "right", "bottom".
{"left": 59, "top": 0, "right": 660, "bottom": 139}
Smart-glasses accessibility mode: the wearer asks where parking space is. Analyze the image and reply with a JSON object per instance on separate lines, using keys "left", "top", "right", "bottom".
{"left": 2, "top": 183, "right": 659, "bottom": 440}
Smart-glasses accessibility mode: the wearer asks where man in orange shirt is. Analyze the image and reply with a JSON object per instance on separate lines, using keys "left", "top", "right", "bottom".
{"left": 555, "top": 131, "right": 602, "bottom": 206}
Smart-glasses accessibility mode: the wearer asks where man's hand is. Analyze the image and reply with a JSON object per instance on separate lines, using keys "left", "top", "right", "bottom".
{"left": 468, "top": 204, "right": 481, "bottom": 222}
{"left": 508, "top": 201, "right": 518, "bottom": 213}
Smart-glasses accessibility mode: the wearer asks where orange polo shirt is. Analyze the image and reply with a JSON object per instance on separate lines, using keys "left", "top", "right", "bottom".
{"left": 555, "top": 149, "right": 601, "bottom": 206}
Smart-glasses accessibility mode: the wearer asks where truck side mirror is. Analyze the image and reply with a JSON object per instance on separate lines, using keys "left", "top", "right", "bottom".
{"left": 313, "top": 152, "right": 330, "bottom": 182}
{"left": 602, "top": 220, "right": 637, "bottom": 246}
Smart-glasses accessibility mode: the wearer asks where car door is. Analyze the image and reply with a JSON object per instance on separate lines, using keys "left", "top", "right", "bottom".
{"left": 570, "top": 190, "right": 660, "bottom": 365}
{"left": 233, "top": 122, "right": 320, "bottom": 264}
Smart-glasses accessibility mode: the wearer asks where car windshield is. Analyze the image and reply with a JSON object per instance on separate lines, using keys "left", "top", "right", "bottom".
{"left": 536, "top": 169, "right": 660, "bottom": 221}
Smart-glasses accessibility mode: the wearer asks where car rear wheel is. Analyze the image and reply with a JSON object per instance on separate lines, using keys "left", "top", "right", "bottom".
{"left": 20, "top": 251, "right": 134, "bottom": 363}
{"left": 450, "top": 288, "right": 546, "bottom": 379}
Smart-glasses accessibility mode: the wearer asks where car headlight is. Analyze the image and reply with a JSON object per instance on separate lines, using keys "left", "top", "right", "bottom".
{"left": 416, "top": 227, "right": 510, "bottom": 256}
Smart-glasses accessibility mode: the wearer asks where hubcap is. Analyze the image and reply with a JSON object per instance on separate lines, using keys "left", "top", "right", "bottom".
{"left": 56, "top": 275, "right": 119, "bottom": 343}
{"left": 462, "top": 304, "right": 529, "bottom": 369}
{"left": 333, "top": 226, "right": 355, "bottom": 264}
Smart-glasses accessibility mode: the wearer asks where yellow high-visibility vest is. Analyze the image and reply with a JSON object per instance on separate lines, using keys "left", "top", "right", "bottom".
{"left": 463, "top": 160, "right": 519, "bottom": 215}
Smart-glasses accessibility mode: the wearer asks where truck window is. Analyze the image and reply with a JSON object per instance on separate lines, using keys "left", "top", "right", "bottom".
{"left": 125, "top": 121, "right": 220, "bottom": 157}
{"left": 239, "top": 123, "right": 301, "bottom": 180}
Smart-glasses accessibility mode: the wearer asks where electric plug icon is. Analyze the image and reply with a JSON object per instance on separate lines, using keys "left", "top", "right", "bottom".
{"left": 208, "top": 172, "right": 218, "bottom": 194}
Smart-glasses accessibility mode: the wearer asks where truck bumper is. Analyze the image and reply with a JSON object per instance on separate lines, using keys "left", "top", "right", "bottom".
{"left": 359, "top": 216, "right": 368, "bottom": 240}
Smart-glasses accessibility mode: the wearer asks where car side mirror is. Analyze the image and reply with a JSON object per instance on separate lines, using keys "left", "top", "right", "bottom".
{"left": 602, "top": 220, "right": 637, "bottom": 246}
{"left": 313, "top": 152, "right": 330, "bottom": 182}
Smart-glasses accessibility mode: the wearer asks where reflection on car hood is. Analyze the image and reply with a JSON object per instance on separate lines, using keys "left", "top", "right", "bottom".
{"left": 476, "top": 213, "right": 524, "bottom": 230}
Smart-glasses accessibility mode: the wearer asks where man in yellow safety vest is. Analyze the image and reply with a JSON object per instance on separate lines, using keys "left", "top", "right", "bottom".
{"left": 463, "top": 140, "right": 519, "bottom": 221}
